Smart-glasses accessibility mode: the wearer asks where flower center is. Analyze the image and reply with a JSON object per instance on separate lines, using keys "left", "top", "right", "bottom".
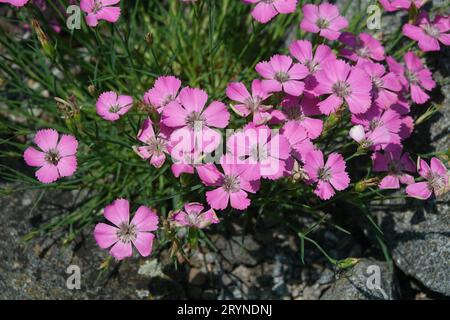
{"left": 222, "top": 175, "right": 240, "bottom": 193}
{"left": 427, "top": 173, "right": 447, "bottom": 196}
{"left": 250, "top": 144, "right": 269, "bottom": 162}
{"left": 162, "top": 95, "right": 176, "bottom": 107}
{"left": 185, "top": 111, "right": 206, "bottom": 129}
{"left": 369, "top": 119, "right": 381, "bottom": 131}
{"left": 304, "top": 59, "right": 320, "bottom": 73}
{"left": 356, "top": 46, "right": 371, "bottom": 58}
{"left": 117, "top": 223, "right": 137, "bottom": 244}
{"left": 318, "top": 166, "right": 332, "bottom": 182}
{"left": 423, "top": 24, "right": 440, "bottom": 38}
{"left": 316, "top": 18, "right": 330, "bottom": 29}
{"left": 109, "top": 104, "right": 121, "bottom": 113}
{"left": 371, "top": 76, "right": 384, "bottom": 89}
{"left": 93, "top": 1, "right": 103, "bottom": 13}
{"left": 275, "top": 72, "right": 290, "bottom": 83}
{"left": 405, "top": 70, "right": 418, "bottom": 84}
{"left": 245, "top": 96, "right": 262, "bottom": 112}
{"left": 146, "top": 136, "right": 167, "bottom": 155}
{"left": 332, "top": 80, "right": 352, "bottom": 97}
{"left": 388, "top": 161, "right": 401, "bottom": 175}
{"left": 284, "top": 105, "right": 303, "bottom": 120}
{"left": 45, "top": 149, "right": 61, "bottom": 165}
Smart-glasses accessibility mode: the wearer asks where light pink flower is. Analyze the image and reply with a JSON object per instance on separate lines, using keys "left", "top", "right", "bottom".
{"left": 314, "top": 59, "right": 372, "bottom": 114}
{"left": 403, "top": 13, "right": 450, "bottom": 52}
{"left": 134, "top": 119, "right": 170, "bottom": 168}
{"left": 360, "top": 61, "right": 401, "bottom": 109}
{"left": 406, "top": 158, "right": 449, "bottom": 199}
{"left": 96, "top": 91, "right": 133, "bottom": 121}
{"left": 386, "top": 52, "right": 436, "bottom": 104}
{"left": 143, "top": 76, "right": 182, "bottom": 113}
{"left": 289, "top": 40, "right": 336, "bottom": 95}
{"left": 171, "top": 203, "right": 219, "bottom": 229}
{"left": 280, "top": 121, "right": 315, "bottom": 162}
{"left": 303, "top": 150, "right": 350, "bottom": 200}
{"left": 206, "top": 155, "right": 260, "bottom": 210}
{"left": 272, "top": 94, "right": 323, "bottom": 139}
{"left": 256, "top": 54, "right": 309, "bottom": 96}
{"left": 372, "top": 145, "right": 415, "bottom": 189}
{"left": 339, "top": 32, "right": 385, "bottom": 63}
{"left": 349, "top": 124, "right": 392, "bottom": 149}
{"left": 226, "top": 80, "right": 273, "bottom": 124}
{"left": 243, "top": 0, "right": 298, "bottom": 24}
{"left": 0, "top": 0, "right": 29, "bottom": 7}
{"left": 162, "top": 87, "right": 230, "bottom": 153}
{"left": 94, "top": 199, "right": 159, "bottom": 260}
{"left": 80, "top": 0, "right": 121, "bottom": 27}
{"left": 227, "top": 124, "right": 291, "bottom": 180}
{"left": 379, "top": 0, "right": 426, "bottom": 12}
{"left": 23, "top": 129, "right": 78, "bottom": 184}
{"left": 390, "top": 95, "right": 414, "bottom": 140}
{"left": 300, "top": 3, "right": 348, "bottom": 40}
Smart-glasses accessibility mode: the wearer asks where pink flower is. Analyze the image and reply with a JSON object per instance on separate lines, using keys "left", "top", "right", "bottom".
{"left": 133, "top": 119, "right": 169, "bottom": 168}
{"left": 351, "top": 106, "right": 403, "bottom": 147}
{"left": 226, "top": 80, "right": 273, "bottom": 124}
{"left": 360, "top": 61, "right": 401, "bottom": 109}
{"left": 303, "top": 150, "right": 350, "bottom": 200}
{"left": 386, "top": 52, "right": 436, "bottom": 104}
{"left": 171, "top": 203, "right": 219, "bottom": 229}
{"left": 339, "top": 32, "right": 385, "bottom": 63}
{"left": 143, "top": 76, "right": 182, "bottom": 113}
{"left": 227, "top": 124, "right": 291, "bottom": 180}
{"left": 96, "top": 91, "right": 133, "bottom": 121}
{"left": 349, "top": 125, "right": 392, "bottom": 149}
{"left": 406, "top": 158, "right": 449, "bottom": 199}
{"left": 273, "top": 94, "right": 323, "bottom": 139}
{"left": 289, "top": 40, "right": 336, "bottom": 95}
{"left": 0, "top": 0, "right": 29, "bottom": 7}
{"left": 256, "top": 54, "right": 309, "bottom": 96}
{"left": 80, "top": 0, "right": 121, "bottom": 27}
{"left": 314, "top": 59, "right": 372, "bottom": 114}
{"left": 94, "top": 199, "right": 159, "bottom": 260}
{"left": 162, "top": 87, "right": 230, "bottom": 153}
{"left": 403, "top": 13, "right": 450, "bottom": 52}
{"left": 243, "top": 0, "right": 298, "bottom": 24}
{"left": 300, "top": 3, "right": 348, "bottom": 40}
{"left": 372, "top": 145, "right": 415, "bottom": 189}
{"left": 206, "top": 155, "right": 260, "bottom": 210}
{"left": 280, "top": 121, "right": 315, "bottom": 162}
{"left": 379, "top": 0, "right": 426, "bottom": 12}
{"left": 23, "top": 129, "right": 78, "bottom": 184}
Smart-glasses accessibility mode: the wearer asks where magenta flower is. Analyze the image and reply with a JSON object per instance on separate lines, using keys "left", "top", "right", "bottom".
{"left": 94, "top": 199, "right": 159, "bottom": 260}
{"left": 360, "top": 61, "right": 401, "bottom": 109}
{"left": 256, "top": 54, "right": 309, "bottom": 96}
{"left": 406, "top": 158, "right": 449, "bottom": 199}
{"left": 403, "top": 13, "right": 450, "bottom": 52}
{"left": 23, "top": 129, "right": 78, "bottom": 184}
{"left": 0, "top": 0, "right": 29, "bottom": 7}
{"left": 339, "top": 32, "right": 385, "bottom": 63}
{"left": 206, "top": 155, "right": 260, "bottom": 210}
{"left": 171, "top": 203, "right": 219, "bottom": 229}
{"left": 372, "top": 145, "right": 415, "bottom": 189}
{"left": 386, "top": 52, "right": 436, "bottom": 104}
{"left": 96, "top": 91, "right": 133, "bottom": 121}
{"left": 226, "top": 80, "right": 273, "bottom": 124}
{"left": 289, "top": 40, "right": 336, "bottom": 95}
{"left": 134, "top": 119, "right": 169, "bottom": 168}
{"left": 349, "top": 125, "right": 392, "bottom": 149}
{"left": 280, "top": 121, "right": 315, "bottom": 163}
{"left": 351, "top": 106, "right": 403, "bottom": 147}
{"left": 227, "top": 124, "right": 291, "bottom": 180}
{"left": 379, "top": 0, "right": 426, "bottom": 12}
{"left": 314, "top": 59, "right": 372, "bottom": 114}
{"left": 80, "top": 0, "right": 121, "bottom": 27}
{"left": 243, "top": 0, "right": 298, "bottom": 24}
{"left": 162, "top": 87, "right": 230, "bottom": 153}
{"left": 143, "top": 76, "right": 182, "bottom": 113}
{"left": 303, "top": 150, "right": 350, "bottom": 200}
{"left": 274, "top": 94, "right": 323, "bottom": 139}
{"left": 300, "top": 3, "right": 348, "bottom": 41}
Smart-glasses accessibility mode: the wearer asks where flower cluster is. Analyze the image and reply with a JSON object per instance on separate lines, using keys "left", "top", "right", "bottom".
{"left": 18, "top": 1, "right": 449, "bottom": 262}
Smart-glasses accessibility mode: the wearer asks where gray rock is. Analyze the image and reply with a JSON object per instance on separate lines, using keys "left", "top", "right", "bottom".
{"left": 320, "top": 259, "right": 396, "bottom": 300}
{"left": 215, "top": 235, "right": 262, "bottom": 267}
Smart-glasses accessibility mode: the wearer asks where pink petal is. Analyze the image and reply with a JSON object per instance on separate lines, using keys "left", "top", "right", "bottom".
{"left": 35, "top": 164, "right": 59, "bottom": 184}
{"left": 131, "top": 206, "right": 159, "bottom": 232}
{"left": 179, "top": 87, "right": 208, "bottom": 113}
{"left": 85, "top": 14, "right": 98, "bottom": 27}
{"left": 204, "top": 101, "right": 230, "bottom": 128}
{"left": 34, "top": 129, "right": 58, "bottom": 152}
{"left": 430, "top": 157, "right": 447, "bottom": 176}
{"left": 418, "top": 159, "right": 431, "bottom": 179}
{"left": 318, "top": 94, "right": 343, "bottom": 115}
{"left": 23, "top": 147, "right": 46, "bottom": 167}
{"left": 410, "top": 84, "right": 430, "bottom": 104}
{"left": 109, "top": 241, "right": 132, "bottom": 260}
{"left": 206, "top": 187, "right": 230, "bottom": 210}
{"left": 273, "top": 0, "right": 297, "bottom": 14}
{"left": 104, "top": 199, "right": 130, "bottom": 227}
{"left": 251, "top": 2, "right": 278, "bottom": 24}
{"left": 97, "top": 6, "right": 121, "bottom": 23}
{"left": 94, "top": 223, "right": 119, "bottom": 249}
{"left": 379, "top": 175, "right": 400, "bottom": 189}
{"left": 283, "top": 80, "right": 304, "bottom": 96}
{"left": 289, "top": 40, "right": 313, "bottom": 63}
{"left": 230, "top": 190, "right": 251, "bottom": 210}
{"left": 57, "top": 134, "right": 78, "bottom": 157}
{"left": 162, "top": 101, "right": 188, "bottom": 127}
{"left": 226, "top": 82, "right": 251, "bottom": 103}
{"left": 57, "top": 155, "right": 77, "bottom": 177}
{"left": 197, "top": 164, "right": 222, "bottom": 186}
{"left": 255, "top": 61, "right": 275, "bottom": 79}
{"left": 132, "top": 232, "right": 155, "bottom": 257}
{"left": 314, "top": 181, "right": 335, "bottom": 200}
{"left": 406, "top": 182, "right": 432, "bottom": 200}
{"left": 261, "top": 79, "right": 283, "bottom": 93}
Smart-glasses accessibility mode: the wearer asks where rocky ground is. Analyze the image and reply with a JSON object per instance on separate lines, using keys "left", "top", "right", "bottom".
{"left": 1, "top": 1, "right": 449, "bottom": 300}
